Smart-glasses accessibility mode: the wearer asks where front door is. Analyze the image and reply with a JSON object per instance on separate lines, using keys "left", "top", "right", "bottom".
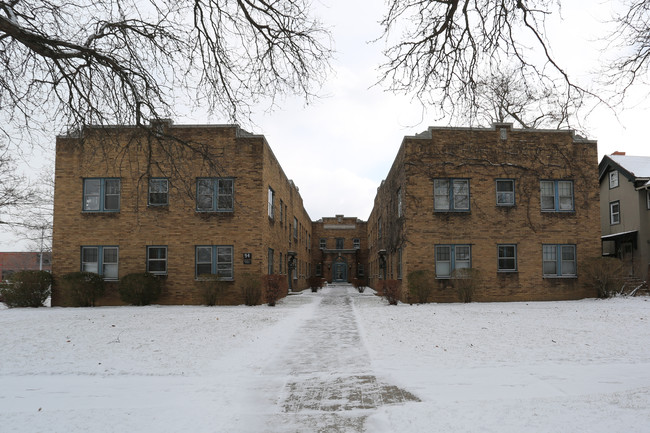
{"left": 333, "top": 262, "right": 347, "bottom": 282}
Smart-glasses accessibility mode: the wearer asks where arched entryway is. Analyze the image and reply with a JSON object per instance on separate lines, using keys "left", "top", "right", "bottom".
{"left": 332, "top": 257, "right": 348, "bottom": 282}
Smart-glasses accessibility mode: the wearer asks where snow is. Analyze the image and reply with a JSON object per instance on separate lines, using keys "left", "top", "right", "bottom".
{"left": 609, "top": 154, "right": 650, "bottom": 179}
{"left": 1, "top": 284, "right": 649, "bottom": 432}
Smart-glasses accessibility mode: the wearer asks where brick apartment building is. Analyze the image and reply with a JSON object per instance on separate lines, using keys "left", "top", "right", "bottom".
{"left": 51, "top": 122, "right": 312, "bottom": 306}
{"left": 0, "top": 252, "right": 52, "bottom": 281}
{"left": 52, "top": 121, "right": 601, "bottom": 305}
{"left": 367, "top": 123, "right": 601, "bottom": 302}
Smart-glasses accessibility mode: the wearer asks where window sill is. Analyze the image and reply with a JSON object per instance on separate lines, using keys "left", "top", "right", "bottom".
{"left": 195, "top": 277, "right": 234, "bottom": 282}
{"left": 82, "top": 211, "right": 120, "bottom": 214}
{"left": 542, "top": 275, "right": 577, "bottom": 279}
{"left": 497, "top": 270, "right": 518, "bottom": 273}
{"left": 541, "top": 210, "right": 575, "bottom": 214}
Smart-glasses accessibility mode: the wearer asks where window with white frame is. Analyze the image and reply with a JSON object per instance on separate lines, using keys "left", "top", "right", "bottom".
{"left": 435, "top": 244, "right": 471, "bottom": 278}
{"left": 540, "top": 180, "right": 574, "bottom": 212}
{"left": 146, "top": 246, "right": 167, "bottom": 275}
{"left": 195, "top": 245, "right": 233, "bottom": 279}
{"left": 497, "top": 244, "right": 517, "bottom": 272}
{"left": 397, "top": 187, "right": 403, "bottom": 217}
{"left": 542, "top": 244, "right": 576, "bottom": 277}
{"left": 268, "top": 187, "right": 275, "bottom": 219}
{"left": 83, "top": 178, "right": 120, "bottom": 211}
{"left": 609, "top": 171, "right": 619, "bottom": 189}
{"left": 496, "top": 179, "right": 515, "bottom": 206}
{"left": 196, "top": 178, "right": 233, "bottom": 212}
{"left": 148, "top": 178, "right": 168, "bottom": 206}
{"left": 319, "top": 238, "right": 326, "bottom": 249}
{"left": 353, "top": 238, "right": 360, "bottom": 249}
{"left": 610, "top": 201, "right": 620, "bottom": 225}
{"left": 81, "top": 246, "right": 119, "bottom": 279}
{"left": 434, "top": 179, "right": 470, "bottom": 211}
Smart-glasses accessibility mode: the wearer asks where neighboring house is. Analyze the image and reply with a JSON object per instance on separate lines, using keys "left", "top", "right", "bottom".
{"left": 367, "top": 123, "right": 601, "bottom": 302}
{"left": 0, "top": 252, "right": 52, "bottom": 281}
{"left": 51, "top": 122, "right": 312, "bottom": 306}
{"left": 599, "top": 152, "right": 650, "bottom": 281}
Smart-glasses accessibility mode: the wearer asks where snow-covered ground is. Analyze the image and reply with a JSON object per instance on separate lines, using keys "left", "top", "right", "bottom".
{"left": 1, "top": 284, "right": 649, "bottom": 432}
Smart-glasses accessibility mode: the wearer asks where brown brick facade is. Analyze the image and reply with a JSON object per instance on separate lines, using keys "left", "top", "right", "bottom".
{"left": 311, "top": 216, "right": 368, "bottom": 284}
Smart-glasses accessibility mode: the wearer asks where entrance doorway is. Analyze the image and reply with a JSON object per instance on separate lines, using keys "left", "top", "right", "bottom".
{"left": 333, "top": 260, "right": 348, "bottom": 282}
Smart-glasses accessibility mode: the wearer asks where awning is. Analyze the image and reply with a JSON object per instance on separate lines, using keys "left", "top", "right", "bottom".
{"left": 601, "top": 230, "right": 638, "bottom": 240}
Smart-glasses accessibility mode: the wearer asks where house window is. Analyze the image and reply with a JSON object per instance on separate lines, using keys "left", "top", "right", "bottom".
{"left": 496, "top": 179, "right": 515, "bottom": 206}
{"left": 353, "top": 238, "right": 360, "bottom": 249}
{"left": 146, "top": 246, "right": 167, "bottom": 275}
{"left": 610, "top": 201, "right": 620, "bottom": 225}
{"left": 397, "top": 187, "right": 403, "bottom": 217}
{"left": 195, "top": 246, "right": 233, "bottom": 279}
{"left": 268, "top": 187, "right": 275, "bottom": 219}
{"left": 319, "top": 238, "right": 326, "bottom": 249}
{"left": 83, "top": 178, "right": 120, "bottom": 211}
{"left": 293, "top": 217, "right": 298, "bottom": 239}
{"left": 316, "top": 263, "right": 322, "bottom": 276}
{"left": 279, "top": 252, "right": 283, "bottom": 274}
{"left": 196, "top": 178, "right": 233, "bottom": 212}
{"left": 279, "top": 199, "right": 284, "bottom": 224}
{"left": 497, "top": 245, "right": 517, "bottom": 272}
{"left": 148, "top": 178, "right": 168, "bottom": 206}
{"left": 397, "top": 248, "right": 402, "bottom": 279}
{"left": 81, "top": 246, "right": 118, "bottom": 280}
{"left": 434, "top": 179, "right": 470, "bottom": 211}
{"left": 540, "top": 180, "right": 574, "bottom": 212}
{"left": 542, "top": 244, "right": 576, "bottom": 277}
{"left": 435, "top": 244, "right": 471, "bottom": 278}
{"left": 378, "top": 217, "right": 382, "bottom": 238}
{"left": 268, "top": 248, "right": 274, "bottom": 274}
{"left": 358, "top": 264, "right": 364, "bottom": 278}
{"left": 336, "top": 238, "right": 344, "bottom": 249}
{"left": 609, "top": 171, "right": 619, "bottom": 189}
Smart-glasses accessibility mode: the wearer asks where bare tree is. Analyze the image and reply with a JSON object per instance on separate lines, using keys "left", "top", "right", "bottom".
{"left": 0, "top": 141, "right": 37, "bottom": 227}
{"left": 0, "top": 0, "right": 332, "bottom": 140}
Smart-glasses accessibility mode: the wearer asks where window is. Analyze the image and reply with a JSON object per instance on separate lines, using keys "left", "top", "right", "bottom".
{"left": 196, "top": 178, "right": 233, "bottom": 212}
{"left": 497, "top": 245, "right": 517, "bottom": 272}
{"left": 397, "top": 187, "right": 403, "bottom": 217}
{"left": 358, "top": 264, "right": 364, "bottom": 278}
{"left": 81, "top": 246, "right": 118, "bottom": 279}
{"left": 397, "top": 248, "right": 402, "bottom": 279}
{"left": 610, "top": 201, "right": 620, "bottom": 225}
{"left": 609, "top": 171, "right": 619, "bottom": 189}
{"left": 496, "top": 179, "right": 515, "bottom": 206}
{"left": 540, "top": 180, "right": 574, "bottom": 212}
{"left": 316, "top": 263, "right": 322, "bottom": 276}
{"left": 378, "top": 217, "right": 382, "bottom": 239}
{"left": 148, "top": 178, "right": 168, "bottom": 206}
{"left": 268, "top": 187, "right": 275, "bottom": 219}
{"left": 542, "top": 244, "right": 576, "bottom": 277}
{"left": 83, "top": 178, "right": 120, "bottom": 211}
{"left": 195, "top": 246, "right": 233, "bottom": 279}
{"left": 293, "top": 217, "right": 298, "bottom": 239}
{"left": 434, "top": 179, "right": 470, "bottom": 211}
{"left": 146, "top": 246, "right": 167, "bottom": 275}
{"left": 435, "top": 244, "right": 471, "bottom": 278}
{"left": 279, "top": 199, "right": 284, "bottom": 224}
{"left": 268, "top": 248, "right": 274, "bottom": 274}
{"left": 336, "top": 238, "right": 344, "bottom": 249}
{"left": 279, "top": 252, "right": 283, "bottom": 274}
{"left": 353, "top": 238, "right": 360, "bottom": 249}
{"left": 319, "top": 238, "right": 326, "bottom": 249}
{"left": 647, "top": 191, "right": 650, "bottom": 210}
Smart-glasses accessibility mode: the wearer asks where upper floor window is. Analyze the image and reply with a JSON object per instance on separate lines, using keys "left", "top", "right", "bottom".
{"left": 435, "top": 244, "right": 471, "bottom": 278}
{"left": 293, "top": 217, "right": 298, "bottom": 239}
{"left": 146, "top": 246, "right": 167, "bottom": 275}
{"left": 196, "top": 178, "right": 233, "bottom": 212}
{"left": 268, "top": 187, "right": 275, "bottom": 219}
{"left": 378, "top": 217, "right": 382, "bottom": 238}
{"left": 497, "top": 244, "right": 517, "bottom": 272}
{"left": 434, "top": 179, "right": 470, "bottom": 211}
{"left": 542, "top": 244, "right": 576, "bottom": 277}
{"left": 496, "top": 179, "right": 515, "bottom": 206}
{"left": 148, "top": 178, "right": 169, "bottom": 206}
{"left": 353, "top": 238, "right": 360, "bottom": 249}
{"left": 609, "top": 171, "right": 619, "bottom": 189}
{"left": 279, "top": 199, "right": 284, "bottom": 224}
{"left": 540, "top": 180, "right": 574, "bottom": 212}
{"left": 319, "top": 238, "right": 326, "bottom": 249}
{"left": 610, "top": 201, "right": 620, "bottom": 225}
{"left": 336, "top": 238, "right": 344, "bottom": 249}
{"left": 83, "top": 178, "right": 120, "bottom": 212}
{"left": 397, "top": 187, "right": 403, "bottom": 217}
{"left": 196, "top": 245, "right": 233, "bottom": 279}
{"left": 81, "top": 246, "right": 118, "bottom": 280}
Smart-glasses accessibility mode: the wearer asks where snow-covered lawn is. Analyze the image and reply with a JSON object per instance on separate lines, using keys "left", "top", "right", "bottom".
{"left": 1, "top": 285, "right": 649, "bottom": 432}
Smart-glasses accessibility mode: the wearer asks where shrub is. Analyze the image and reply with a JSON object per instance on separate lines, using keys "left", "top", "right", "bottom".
{"left": 352, "top": 277, "right": 366, "bottom": 293}
{"left": 241, "top": 273, "right": 262, "bottom": 306}
{"left": 408, "top": 269, "right": 434, "bottom": 303}
{"left": 262, "top": 274, "right": 287, "bottom": 306}
{"left": 118, "top": 272, "right": 162, "bottom": 306}
{"left": 59, "top": 272, "right": 105, "bottom": 307}
{"left": 199, "top": 274, "right": 230, "bottom": 306}
{"left": 583, "top": 257, "right": 625, "bottom": 298}
{"left": 0, "top": 270, "right": 52, "bottom": 308}
{"left": 451, "top": 268, "right": 482, "bottom": 303}
{"left": 308, "top": 275, "right": 324, "bottom": 292}
{"left": 381, "top": 279, "right": 401, "bottom": 305}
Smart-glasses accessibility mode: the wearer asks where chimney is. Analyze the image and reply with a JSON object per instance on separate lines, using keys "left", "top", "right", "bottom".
{"left": 612, "top": 151, "right": 626, "bottom": 155}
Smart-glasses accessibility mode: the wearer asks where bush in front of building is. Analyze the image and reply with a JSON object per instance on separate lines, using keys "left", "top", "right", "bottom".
{"left": 583, "top": 257, "right": 626, "bottom": 298}
{"left": 407, "top": 270, "right": 434, "bottom": 303}
{"left": 200, "top": 274, "right": 229, "bottom": 306}
{"left": 381, "top": 279, "right": 401, "bottom": 305}
{"left": 0, "top": 270, "right": 52, "bottom": 308}
{"left": 118, "top": 272, "right": 162, "bottom": 306}
{"left": 262, "top": 274, "right": 287, "bottom": 306}
{"left": 308, "top": 275, "right": 324, "bottom": 292}
{"left": 451, "top": 268, "right": 482, "bottom": 303}
{"left": 241, "top": 273, "right": 262, "bottom": 306}
{"left": 352, "top": 277, "right": 366, "bottom": 293}
{"left": 59, "top": 272, "right": 105, "bottom": 307}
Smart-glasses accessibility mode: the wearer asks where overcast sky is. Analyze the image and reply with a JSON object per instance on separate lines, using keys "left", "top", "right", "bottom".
{"left": 2, "top": 0, "right": 650, "bottom": 251}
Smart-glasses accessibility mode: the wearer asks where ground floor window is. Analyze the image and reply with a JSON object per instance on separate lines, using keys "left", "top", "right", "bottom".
{"left": 435, "top": 244, "right": 471, "bottom": 278}
{"left": 146, "top": 246, "right": 167, "bottom": 275}
{"left": 268, "top": 248, "right": 274, "bottom": 274}
{"left": 542, "top": 244, "right": 576, "bottom": 277}
{"left": 196, "top": 245, "right": 233, "bottom": 279}
{"left": 497, "top": 244, "right": 517, "bottom": 272}
{"left": 81, "top": 246, "right": 118, "bottom": 280}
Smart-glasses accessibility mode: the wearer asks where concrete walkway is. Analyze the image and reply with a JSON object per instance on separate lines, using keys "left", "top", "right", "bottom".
{"left": 265, "top": 283, "right": 419, "bottom": 432}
